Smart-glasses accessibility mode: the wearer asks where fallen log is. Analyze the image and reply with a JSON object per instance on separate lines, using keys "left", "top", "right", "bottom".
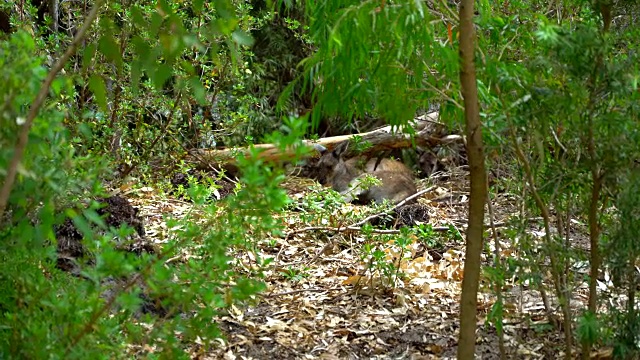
{"left": 186, "top": 112, "right": 460, "bottom": 173}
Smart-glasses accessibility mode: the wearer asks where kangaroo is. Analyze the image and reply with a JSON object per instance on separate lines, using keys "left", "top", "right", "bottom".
{"left": 317, "top": 142, "right": 417, "bottom": 205}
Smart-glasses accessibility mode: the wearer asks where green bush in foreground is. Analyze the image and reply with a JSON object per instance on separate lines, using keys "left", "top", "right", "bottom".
{"left": 0, "top": 29, "right": 309, "bottom": 357}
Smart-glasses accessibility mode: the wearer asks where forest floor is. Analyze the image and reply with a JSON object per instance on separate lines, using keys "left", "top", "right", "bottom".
{"left": 124, "top": 166, "right": 609, "bottom": 360}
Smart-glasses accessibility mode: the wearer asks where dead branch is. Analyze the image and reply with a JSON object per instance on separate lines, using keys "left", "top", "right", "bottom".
{"left": 284, "top": 187, "right": 436, "bottom": 242}
{"left": 186, "top": 112, "right": 459, "bottom": 171}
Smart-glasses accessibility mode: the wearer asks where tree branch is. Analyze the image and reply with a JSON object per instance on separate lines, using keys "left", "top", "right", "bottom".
{"left": 0, "top": 1, "right": 104, "bottom": 222}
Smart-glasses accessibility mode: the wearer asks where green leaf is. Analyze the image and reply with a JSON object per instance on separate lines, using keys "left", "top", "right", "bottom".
{"left": 78, "top": 123, "right": 92, "bottom": 140}
{"left": 117, "top": 289, "right": 144, "bottom": 313}
{"left": 88, "top": 75, "right": 108, "bottom": 112}
{"left": 231, "top": 30, "right": 254, "bottom": 47}
{"left": 130, "top": 6, "right": 146, "bottom": 28}
{"left": 82, "top": 43, "right": 97, "bottom": 68}
{"left": 210, "top": 18, "right": 240, "bottom": 36}
{"left": 131, "top": 60, "right": 142, "bottom": 96}
{"left": 157, "top": 0, "right": 173, "bottom": 15}
{"left": 50, "top": 78, "right": 64, "bottom": 96}
{"left": 68, "top": 210, "right": 93, "bottom": 240}
{"left": 193, "top": 0, "right": 204, "bottom": 14}
{"left": 577, "top": 311, "right": 600, "bottom": 345}
{"left": 150, "top": 11, "right": 164, "bottom": 35}
{"left": 83, "top": 208, "right": 106, "bottom": 229}
{"left": 188, "top": 77, "right": 207, "bottom": 105}
{"left": 153, "top": 63, "right": 173, "bottom": 90}
{"left": 98, "top": 34, "right": 123, "bottom": 69}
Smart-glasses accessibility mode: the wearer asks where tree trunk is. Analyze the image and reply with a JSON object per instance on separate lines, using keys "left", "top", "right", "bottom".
{"left": 456, "top": 0, "right": 487, "bottom": 358}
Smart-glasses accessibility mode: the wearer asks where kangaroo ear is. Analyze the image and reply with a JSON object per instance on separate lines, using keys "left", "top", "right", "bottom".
{"left": 313, "top": 143, "right": 328, "bottom": 155}
{"left": 333, "top": 141, "right": 349, "bottom": 158}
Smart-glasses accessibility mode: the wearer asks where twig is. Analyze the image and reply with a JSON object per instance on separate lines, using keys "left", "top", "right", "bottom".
{"left": 497, "top": 27, "right": 521, "bottom": 63}
{"left": 166, "top": 132, "right": 239, "bottom": 185}
{"left": 0, "top": 1, "right": 104, "bottom": 222}
{"left": 486, "top": 174, "right": 507, "bottom": 360}
{"left": 420, "top": 80, "right": 464, "bottom": 110}
{"left": 265, "top": 287, "right": 343, "bottom": 298}
{"left": 353, "top": 186, "right": 436, "bottom": 226}
{"left": 549, "top": 125, "right": 568, "bottom": 154}
{"left": 118, "top": 91, "right": 183, "bottom": 179}
{"left": 449, "top": 217, "right": 543, "bottom": 227}
{"left": 437, "top": 0, "right": 460, "bottom": 22}
{"left": 303, "top": 239, "right": 338, "bottom": 265}
{"left": 285, "top": 187, "right": 435, "bottom": 241}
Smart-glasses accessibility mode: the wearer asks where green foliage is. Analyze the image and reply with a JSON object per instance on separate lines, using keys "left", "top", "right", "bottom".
{"left": 2, "top": 0, "right": 640, "bottom": 356}
{"left": 0, "top": 5, "right": 311, "bottom": 356}
{"left": 0, "top": 29, "right": 115, "bottom": 358}
{"left": 348, "top": 136, "right": 374, "bottom": 154}
{"left": 577, "top": 311, "right": 601, "bottom": 347}
{"left": 289, "top": 184, "right": 346, "bottom": 224}
{"left": 280, "top": 266, "right": 311, "bottom": 281}
{"left": 411, "top": 223, "right": 462, "bottom": 251}
{"left": 286, "top": 0, "right": 639, "bottom": 352}
{"left": 1, "top": 125, "right": 298, "bottom": 358}
{"left": 359, "top": 225, "right": 415, "bottom": 288}
{"left": 289, "top": 0, "right": 460, "bottom": 129}
{"left": 480, "top": 0, "right": 640, "bottom": 351}
{"left": 0, "top": 30, "right": 102, "bottom": 215}
{"left": 486, "top": 295, "right": 505, "bottom": 335}
{"left": 605, "top": 170, "right": 640, "bottom": 355}
{"left": 12, "top": 0, "right": 316, "bottom": 183}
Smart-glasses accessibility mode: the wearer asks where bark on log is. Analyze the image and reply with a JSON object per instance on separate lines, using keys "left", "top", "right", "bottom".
{"left": 186, "top": 112, "right": 459, "bottom": 171}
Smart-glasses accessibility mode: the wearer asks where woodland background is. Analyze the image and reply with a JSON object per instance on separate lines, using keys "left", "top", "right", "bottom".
{"left": 1, "top": 0, "right": 640, "bottom": 359}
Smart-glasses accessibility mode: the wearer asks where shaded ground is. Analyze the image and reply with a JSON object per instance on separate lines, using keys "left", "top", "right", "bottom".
{"left": 121, "top": 164, "right": 603, "bottom": 359}
{"left": 56, "top": 195, "right": 151, "bottom": 273}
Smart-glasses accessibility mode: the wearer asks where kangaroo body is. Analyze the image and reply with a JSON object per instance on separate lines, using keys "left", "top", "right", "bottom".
{"left": 317, "top": 143, "right": 417, "bottom": 205}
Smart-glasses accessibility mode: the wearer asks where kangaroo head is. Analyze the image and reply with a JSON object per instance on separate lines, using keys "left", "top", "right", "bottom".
{"left": 416, "top": 147, "right": 438, "bottom": 177}
{"left": 317, "top": 141, "right": 362, "bottom": 192}
{"left": 316, "top": 141, "right": 418, "bottom": 205}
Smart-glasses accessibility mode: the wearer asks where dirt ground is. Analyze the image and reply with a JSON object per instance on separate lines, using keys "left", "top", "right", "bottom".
{"left": 115, "top": 164, "right": 609, "bottom": 360}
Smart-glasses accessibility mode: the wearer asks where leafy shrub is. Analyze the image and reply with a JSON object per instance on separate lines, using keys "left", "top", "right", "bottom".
{"left": 0, "top": 20, "right": 308, "bottom": 357}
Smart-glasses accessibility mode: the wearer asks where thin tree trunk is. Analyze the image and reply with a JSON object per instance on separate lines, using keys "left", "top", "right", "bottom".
{"left": 456, "top": 0, "right": 487, "bottom": 357}
{"left": 486, "top": 181, "right": 507, "bottom": 360}
{"left": 581, "top": 3, "right": 610, "bottom": 349}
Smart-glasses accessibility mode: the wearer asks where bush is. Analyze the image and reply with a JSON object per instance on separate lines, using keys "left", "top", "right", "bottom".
{"left": 0, "top": 24, "right": 309, "bottom": 357}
